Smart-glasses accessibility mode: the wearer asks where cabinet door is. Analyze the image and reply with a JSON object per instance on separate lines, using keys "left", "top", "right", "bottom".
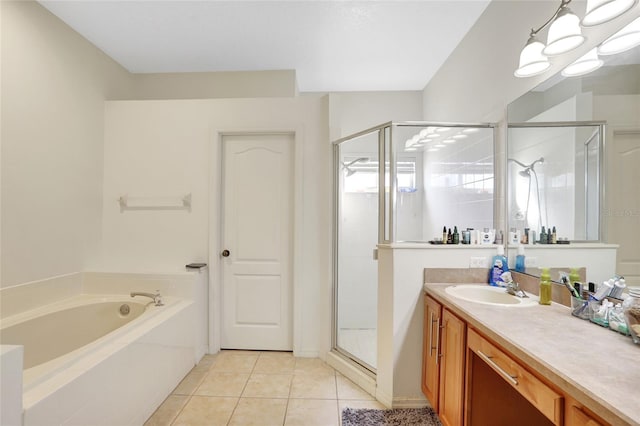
{"left": 565, "top": 398, "right": 604, "bottom": 426}
{"left": 422, "top": 295, "right": 442, "bottom": 410}
{"left": 438, "top": 309, "right": 466, "bottom": 426}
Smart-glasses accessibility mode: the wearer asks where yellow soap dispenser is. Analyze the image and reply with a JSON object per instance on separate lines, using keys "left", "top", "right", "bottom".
{"left": 539, "top": 268, "right": 552, "bottom": 305}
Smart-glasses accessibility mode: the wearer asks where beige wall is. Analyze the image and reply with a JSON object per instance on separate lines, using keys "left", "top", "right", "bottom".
{"left": 132, "top": 70, "right": 298, "bottom": 100}
{"left": 1, "top": 1, "right": 134, "bottom": 287}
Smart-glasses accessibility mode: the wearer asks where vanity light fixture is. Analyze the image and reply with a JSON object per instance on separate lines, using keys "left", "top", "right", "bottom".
{"left": 542, "top": 1, "right": 586, "bottom": 56}
{"left": 581, "top": 0, "right": 638, "bottom": 27}
{"left": 598, "top": 16, "right": 640, "bottom": 54}
{"left": 562, "top": 48, "right": 604, "bottom": 76}
{"left": 515, "top": 34, "right": 552, "bottom": 77}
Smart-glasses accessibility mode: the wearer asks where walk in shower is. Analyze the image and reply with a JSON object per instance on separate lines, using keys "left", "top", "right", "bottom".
{"left": 333, "top": 122, "right": 495, "bottom": 372}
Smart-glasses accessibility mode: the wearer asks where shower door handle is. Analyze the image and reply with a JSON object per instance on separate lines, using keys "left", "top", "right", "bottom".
{"left": 221, "top": 249, "right": 230, "bottom": 257}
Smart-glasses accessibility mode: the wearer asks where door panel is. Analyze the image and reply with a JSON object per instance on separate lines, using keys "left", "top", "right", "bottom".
{"left": 222, "top": 134, "right": 293, "bottom": 350}
{"left": 608, "top": 130, "right": 640, "bottom": 285}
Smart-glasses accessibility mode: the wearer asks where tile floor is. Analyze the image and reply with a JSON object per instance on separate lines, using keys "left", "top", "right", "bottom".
{"left": 144, "top": 350, "right": 385, "bottom": 426}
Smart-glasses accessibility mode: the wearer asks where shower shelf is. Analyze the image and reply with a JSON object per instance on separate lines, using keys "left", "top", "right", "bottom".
{"left": 118, "top": 193, "right": 191, "bottom": 213}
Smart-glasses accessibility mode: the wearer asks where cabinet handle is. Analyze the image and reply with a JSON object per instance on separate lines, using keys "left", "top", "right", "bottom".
{"left": 435, "top": 318, "right": 442, "bottom": 364}
{"left": 477, "top": 350, "right": 519, "bottom": 386}
{"left": 429, "top": 312, "right": 434, "bottom": 356}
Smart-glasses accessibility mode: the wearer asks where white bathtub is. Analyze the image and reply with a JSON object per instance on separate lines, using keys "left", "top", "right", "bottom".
{"left": 0, "top": 293, "right": 197, "bottom": 426}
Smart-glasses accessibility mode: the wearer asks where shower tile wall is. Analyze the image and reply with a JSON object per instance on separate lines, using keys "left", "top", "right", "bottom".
{"left": 421, "top": 130, "right": 494, "bottom": 240}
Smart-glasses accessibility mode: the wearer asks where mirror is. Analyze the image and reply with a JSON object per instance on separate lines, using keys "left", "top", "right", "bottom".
{"left": 507, "top": 34, "right": 640, "bottom": 284}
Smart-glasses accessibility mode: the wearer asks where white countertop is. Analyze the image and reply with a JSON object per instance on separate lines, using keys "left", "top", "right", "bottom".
{"left": 424, "top": 283, "right": 639, "bottom": 426}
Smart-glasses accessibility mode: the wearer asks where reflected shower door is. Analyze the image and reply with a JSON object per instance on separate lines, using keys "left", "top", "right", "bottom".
{"left": 335, "top": 130, "right": 380, "bottom": 371}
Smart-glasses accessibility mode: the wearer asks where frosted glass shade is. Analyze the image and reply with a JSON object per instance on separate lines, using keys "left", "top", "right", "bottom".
{"left": 581, "top": 0, "right": 637, "bottom": 27}
{"left": 561, "top": 48, "right": 603, "bottom": 77}
{"left": 514, "top": 37, "right": 551, "bottom": 77}
{"left": 598, "top": 17, "right": 640, "bottom": 55}
{"left": 543, "top": 8, "right": 586, "bottom": 56}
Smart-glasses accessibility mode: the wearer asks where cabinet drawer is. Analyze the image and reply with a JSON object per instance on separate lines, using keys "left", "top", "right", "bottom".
{"left": 467, "top": 329, "right": 563, "bottom": 425}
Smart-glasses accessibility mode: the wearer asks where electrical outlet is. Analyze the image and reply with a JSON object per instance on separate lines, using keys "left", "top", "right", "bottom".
{"left": 525, "top": 257, "right": 538, "bottom": 267}
{"left": 470, "top": 257, "right": 488, "bottom": 268}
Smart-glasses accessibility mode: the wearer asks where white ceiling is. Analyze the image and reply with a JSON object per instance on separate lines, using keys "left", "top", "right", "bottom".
{"left": 39, "top": 1, "right": 490, "bottom": 93}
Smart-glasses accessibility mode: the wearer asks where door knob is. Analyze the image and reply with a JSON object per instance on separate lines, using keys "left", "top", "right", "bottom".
{"left": 221, "top": 249, "right": 230, "bottom": 257}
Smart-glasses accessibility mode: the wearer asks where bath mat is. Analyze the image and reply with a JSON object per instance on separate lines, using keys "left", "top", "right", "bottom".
{"left": 341, "top": 407, "right": 442, "bottom": 426}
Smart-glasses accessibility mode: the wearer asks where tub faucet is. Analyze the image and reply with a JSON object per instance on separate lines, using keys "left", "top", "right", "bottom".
{"left": 130, "top": 290, "right": 164, "bottom": 306}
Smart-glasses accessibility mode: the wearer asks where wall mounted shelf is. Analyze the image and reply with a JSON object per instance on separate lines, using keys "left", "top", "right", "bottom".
{"left": 118, "top": 193, "right": 191, "bottom": 213}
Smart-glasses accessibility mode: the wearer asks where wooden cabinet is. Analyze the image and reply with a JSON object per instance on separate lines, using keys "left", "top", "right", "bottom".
{"left": 466, "top": 328, "right": 563, "bottom": 426}
{"left": 422, "top": 295, "right": 441, "bottom": 410}
{"left": 422, "top": 295, "right": 466, "bottom": 426}
{"left": 565, "top": 398, "right": 604, "bottom": 426}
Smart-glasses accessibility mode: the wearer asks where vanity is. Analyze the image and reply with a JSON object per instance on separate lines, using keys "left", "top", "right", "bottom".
{"left": 422, "top": 282, "right": 639, "bottom": 426}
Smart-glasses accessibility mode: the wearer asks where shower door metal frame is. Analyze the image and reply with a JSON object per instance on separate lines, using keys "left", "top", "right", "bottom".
{"left": 331, "top": 121, "right": 497, "bottom": 374}
{"left": 507, "top": 120, "right": 606, "bottom": 242}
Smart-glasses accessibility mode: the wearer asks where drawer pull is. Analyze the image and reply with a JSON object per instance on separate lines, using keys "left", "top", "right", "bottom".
{"left": 477, "top": 350, "right": 519, "bottom": 386}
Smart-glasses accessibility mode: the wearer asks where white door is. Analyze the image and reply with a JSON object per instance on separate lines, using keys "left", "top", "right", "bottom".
{"left": 221, "top": 134, "right": 293, "bottom": 350}
{"left": 608, "top": 130, "right": 640, "bottom": 285}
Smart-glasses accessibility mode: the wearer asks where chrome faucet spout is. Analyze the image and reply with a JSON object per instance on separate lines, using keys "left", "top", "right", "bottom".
{"left": 130, "top": 290, "right": 164, "bottom": 306}
{"left": 505, "top": 282, "right": 529, "bottom": 298}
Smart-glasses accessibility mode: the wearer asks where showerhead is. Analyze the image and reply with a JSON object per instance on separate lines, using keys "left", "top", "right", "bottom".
{"left": 342, "top": 157, "right": 369, "bottom": 176}
{"left": 509, "top": 157, "right": 544, "bottom": 178}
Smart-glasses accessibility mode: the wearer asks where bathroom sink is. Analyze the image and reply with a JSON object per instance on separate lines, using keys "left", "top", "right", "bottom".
{"left": 445, "top": 284, "right": 538, "bottom": 307}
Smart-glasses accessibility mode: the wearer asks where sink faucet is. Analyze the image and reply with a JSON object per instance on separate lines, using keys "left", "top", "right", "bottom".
{"left": 505, "top": 281, "right": 529, "bottom": 298}
{"left": 130, "top": 290, "right": 164, "bottom": 306}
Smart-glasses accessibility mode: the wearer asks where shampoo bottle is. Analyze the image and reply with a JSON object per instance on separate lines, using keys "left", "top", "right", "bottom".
{"left": 515, "top": 245, "right": 526, "bottom": 273}
{"left": 489, "top": 245, "right": 509, "bottom": 286}
{"left": 539, "top": 268, "right": 552, "bottom": 305}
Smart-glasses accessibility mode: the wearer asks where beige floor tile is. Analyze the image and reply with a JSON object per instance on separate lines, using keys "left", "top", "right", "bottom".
{"left": 219, "top": 349, "right": 261, "bottom": 357}
{"left": 242, "top": 373, "right": 292, "bottom": 398}
{"left": 196, "top": 354, "right": 218, "bottom": 368}
{"left": 285, "top": 398, "right": 339, "bottom": 426}
{"left": 172, "top": 396, "right": 238, "bottom": 426}
{"left": 228, "top": 398, "right": 288, "bottom": 426}
{"left": 211, "top": 353, "right": 259, "bottom": 373}
{"left": 290, "top": 374, "right": 337, "bottom": 399}
{"left": 144, "top": 395, "right": 188, "bottom": 426}
{"left": 336, "top": 376, "right": 374, "bottom": 400}
{"left": 254, "top": 354, "right": 296, "bottom": 374}
{"left": 195, "top": 372, "right": 250, "bottom": 397}
{"left": 294, "top": 358, "right": 336, "bottom": 376}
{"left": 173, "top": 368, "right": 208, "bottom": 395}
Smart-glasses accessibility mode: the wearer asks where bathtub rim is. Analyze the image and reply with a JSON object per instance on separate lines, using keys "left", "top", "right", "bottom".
{"left": 0, "top": 294, "right": 185, "bottom": 392}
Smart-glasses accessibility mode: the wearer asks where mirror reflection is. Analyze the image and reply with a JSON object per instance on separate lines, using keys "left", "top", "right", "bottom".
{"left": 507, "top": 40, "right": 640, "bottom": 284}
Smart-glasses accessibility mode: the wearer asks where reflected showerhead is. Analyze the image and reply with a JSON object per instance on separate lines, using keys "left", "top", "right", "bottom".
{"left": 509, "top": 157, "right": 544, "bottom": 178}
{"left": 342, "top": 157, "right": 369, "bottom": 176}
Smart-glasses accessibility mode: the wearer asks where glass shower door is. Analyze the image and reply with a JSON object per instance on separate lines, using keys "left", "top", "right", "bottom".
{"left": 334, "top": 129, "right": 381, "bottom": 371}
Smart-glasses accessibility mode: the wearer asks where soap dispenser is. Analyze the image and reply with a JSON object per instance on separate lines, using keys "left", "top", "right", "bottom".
{"left": 539, "top": 268, "right": 552, "bottom": 305}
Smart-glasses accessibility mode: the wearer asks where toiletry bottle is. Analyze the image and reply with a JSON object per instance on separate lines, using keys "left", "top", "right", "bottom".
{"left": 489, "top": 245, "right": 509, "bottom": 286}
{"left": 442, "top": 226, "right": 447, "bottom": 244}
{"left": 447, "top": 228, "right": 452, "bottom": 244}
{"left": 551, "top": 226, "right": 557, "bottom": 244}
{"left": 453, "top": 226, "right": 460, "bottom": 244}
{"left": 539, "top": 226, "right": 547, "bottom": 244}
{"left": 569, "top": 268, "right": 580, "bottom": 287}
{"left": 523, "top": 228, "right": 529, "bottom": 245}
{"left": 539, "top": 268, "right": 552, "bottom": 305}
{"left": 515, "top": 245, "right": 526, "bottom": 273}
{"left": 495, "top": 230, "right": 504, "bottom": 245}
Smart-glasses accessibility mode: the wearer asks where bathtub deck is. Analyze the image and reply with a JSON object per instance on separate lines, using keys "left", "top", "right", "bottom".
{"left": 145, "top": 350, "right": 377, "bottom": 426}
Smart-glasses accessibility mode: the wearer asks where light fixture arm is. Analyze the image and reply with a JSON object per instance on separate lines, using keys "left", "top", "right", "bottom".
{"left": 530, "top": 0, "right": 573, "bottom": 38}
